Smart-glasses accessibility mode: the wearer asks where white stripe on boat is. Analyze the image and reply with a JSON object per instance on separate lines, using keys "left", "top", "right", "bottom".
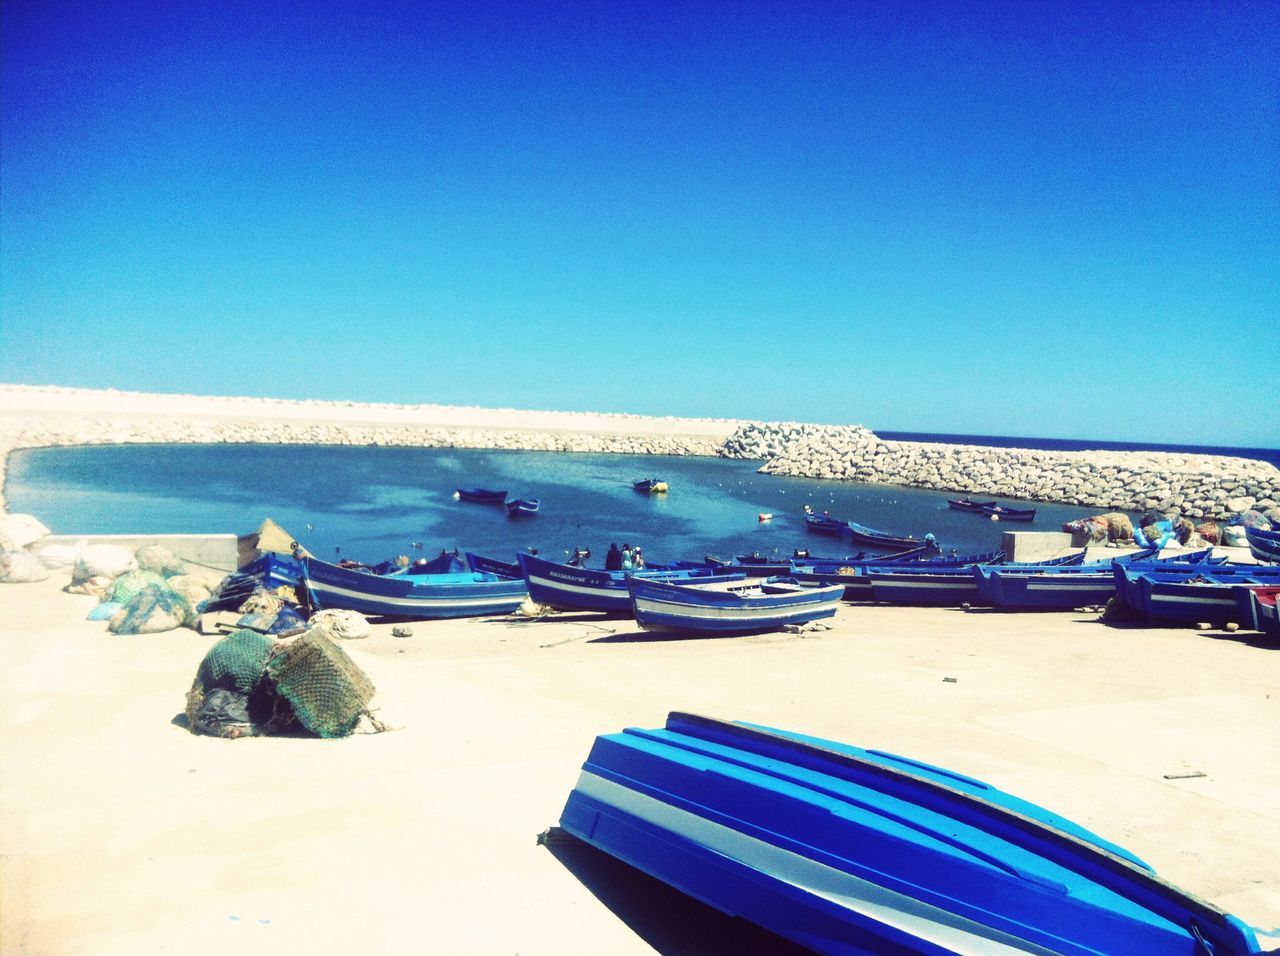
{"left": 526, "top": 573, "right": 624, "bottom": 599}
{"left": 573, "top": 771, "right": 1055, "bottom": 956}
{"left": 632, "top": 596, "right": 836, "bottom": 621}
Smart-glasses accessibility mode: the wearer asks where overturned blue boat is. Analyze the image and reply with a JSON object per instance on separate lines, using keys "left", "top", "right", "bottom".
{"left": 558, "top": 712, "right": 1267, "bottom": 955}
{"left": 455, "top": 487, "right": 507, "bottom": 504}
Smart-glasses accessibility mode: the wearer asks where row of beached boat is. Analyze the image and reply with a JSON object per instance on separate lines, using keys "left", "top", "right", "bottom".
{"left": 249, "top": 539, "right": 1280, "bottom": 638}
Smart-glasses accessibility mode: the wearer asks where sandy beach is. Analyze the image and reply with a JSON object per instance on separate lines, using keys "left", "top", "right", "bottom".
{"left": 2, "top": 567, "right": 1278, "bottom": 954}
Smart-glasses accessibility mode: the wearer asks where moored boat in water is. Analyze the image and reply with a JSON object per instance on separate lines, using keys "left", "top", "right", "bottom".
{"left": 633, "top": 478, "right": 668, "bottom": 493}
{"left": 981, "top": 503, "right": 1036, "bottom": 522}
{"left": 505, "top": 497, "right": 540, "bottom": 516}
{"left": 557, "top": 712, "right": 1268, "bottom": 955}
{"left": 455, "top": 487, "right": 507, "bottom": 504}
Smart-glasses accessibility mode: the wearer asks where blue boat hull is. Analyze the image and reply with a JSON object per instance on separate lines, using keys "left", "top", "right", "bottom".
{"left": 630, "top": 578, "right": 843, "bottom": 634}
{"left": 301, "top": 556, "right": 527, "bottom": 619}
{"left": 1245, "top": 526, "right": 1280, "bottom": 564}
{"left": 517, "top": 553, "right": 743, "bottom": 614}
{"left": 558, "top": 713, "right": 1264, "bottom": 955}
{"left": 975, "top": 568, "right": 1118, "bottom": 609}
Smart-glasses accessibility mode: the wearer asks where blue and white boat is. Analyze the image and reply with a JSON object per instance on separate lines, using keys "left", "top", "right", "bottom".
{"left": 504, "top": 497, "right": 540, "bottom": 516}
{"left": 1245, "top": 525, "right": 1280, "bottom": 564}
{"left": 465, "top": 552, "right": 523, "bottom": 579}
{"left": 558, "top": 712, "right": 1267, "bottom": 955}
{"left": 517, "top": 553, "right": 743, "bottom": 614}
{"left": 790, "top": 549, "right": 1007, "bottom": 601}
{"left": 629, "top": 577, "right": 843, "bottom": 635}
{"left": 1115, "top": 565, "right": 1280, "bottom": 626}
{"left": 975, "top": 565, "right": 1121, "bottom": 609}
{"left": 299, "top": 555, "right": 527, "bottom": 619}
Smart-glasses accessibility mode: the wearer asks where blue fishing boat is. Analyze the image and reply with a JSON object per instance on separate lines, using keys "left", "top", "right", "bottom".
{"left": 804, "top": 513, "right": 850, "bottom": 536}
{"left": 455, "top": 487, "right": 507, "bottom": 504}
{"left": 629, "top": 577, "right": 843, "bottom": 635}
{"left": 1244, "top": 587, "right": 1279, "bottom": 635}
{"left": 299, "top": 555, "right": 527, "bottom": 619}
{"left": 633, "top": 478, "right": 668, "bottom": 493}
{"left": 517, "top": 552, "right": 743, "bottom": 614}
{"left": 864, "top": 551, "right": 1090, "bottom": 606}
{"left": 1245, "top": 525, "right": 1280, "bottom": 564}
{"left": 505, "top": 497, "right": 540, "bottom": 516}
{"left": 975, "top": 565, "right": 1120, "bottom": 609}
{"left": 1115, "top": 565, "right": 1280, "bottom": 626}
{"left": 789, "top": 549, "right": 1008, "bottom": 601}
{"left": 981, "top": 503, "right": 1036, "bottom": 522}
{"left": 464, "top": 552, "right": 522, "bottom": 579}
{"left": 846, "top": 519, "right": 925, "bottom": 551}
{"left": 947, "top": 498, "right": 997, "bottom": 513}
{"left": 557, "top": 712, "right": 1267, "bottom": 955}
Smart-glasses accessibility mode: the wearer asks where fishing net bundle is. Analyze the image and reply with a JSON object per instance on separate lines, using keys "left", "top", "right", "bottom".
{"left": 134, "top": 545, "right": 186, "bottom": 577}
{"left": 109, "top": 583, "right": 196, "bottom": 634}
{"left": 185, "top": 627, "right": 380, "bottom": 739}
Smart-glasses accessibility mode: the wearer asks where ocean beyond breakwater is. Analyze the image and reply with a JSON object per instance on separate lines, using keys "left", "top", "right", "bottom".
{"left": 1, "top": 385, "right": 1276, "bottom": 522}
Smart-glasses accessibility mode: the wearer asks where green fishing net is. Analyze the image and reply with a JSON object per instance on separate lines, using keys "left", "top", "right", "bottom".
{"left": 264, "top": 630, "right": 375, "bottom": 739}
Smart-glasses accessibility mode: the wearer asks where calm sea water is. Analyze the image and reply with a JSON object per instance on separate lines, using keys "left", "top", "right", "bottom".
{"left": 880, "top": 431, "right": 1280, "bottom": 469}
{"left": 7, "top": 444, "right": 1113, "bottom": 566}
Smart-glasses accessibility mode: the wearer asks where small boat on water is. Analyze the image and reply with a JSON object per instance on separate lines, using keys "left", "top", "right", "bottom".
{"left": 803, "top": 513, "right": 850, "bottom": 536}
{"left": 845, "top": 519, "right": 923, "bottom": 550}
{"left": 557, "top": 712, "right": 1268, "bottom": 955}
{"left": 455, "top": 487, "right": 507, "bottom": 504}
{"left": 1245, "top": 525, "right": 1280, "bottom": 564}
{"left": 504, "top": 497, "right": 540, "bottom": 516}
{"left": 517, "top": 552, "right": 743, "bottom": 614}
{"left": 982, "top": 503, "right": 1036, "bottom": 522}
{"left": 947, "top": 497, "right": 997, "bottom": 513}
{"left": 633, "top": 478, "right": 668, "bottom": 493}
{"left": 629, "top": 577, "right": 843, "bottom": 635}
{"left": 299, "top": 555, "right": 527, "bottom": 619}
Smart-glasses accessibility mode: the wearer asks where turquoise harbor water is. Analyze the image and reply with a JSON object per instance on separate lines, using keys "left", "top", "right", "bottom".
{"left": 7, "top": 444, "right": 1113, "bottom": 565}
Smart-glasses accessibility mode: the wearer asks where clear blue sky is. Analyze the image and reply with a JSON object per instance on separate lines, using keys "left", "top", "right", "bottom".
{"left": 3, "top": 1, "right": 1277, "bottom": 447}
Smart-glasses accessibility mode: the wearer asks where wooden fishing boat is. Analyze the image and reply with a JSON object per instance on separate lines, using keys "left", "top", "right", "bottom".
{"left": 981, "top": 503, "right": 1036, "bottom": 522}
{"left": 975, "top": 565, "right": 1119, "bottom": 609}
{"left": 1244, "top": 587, "right": 1280, "bottom": 635}
{"left": 299, "top": 555, "right": 527, "bottom": 619}
{"left": 1245, "top": 525, "right": 1280, "bottom": 564}
{"left": 947, "top": 498, "right": 997, "bottom": 513}
{"left": 454, "top": 487, "right": 507, "bottom": 504}
{"left": 788, "top": 549, "right": 1008, "bottom": 601}
{"left": 863, "top": 551, "right": 1087, "bottom": 606}
{"left": 464, "top": 552, "right": 522, "bottom": 579}
{"left": 633, "top": 478, "right": 668, "bottom": 493}
{"left": 557, "top": 712, "right": 1267, "bottom": 955}
{"left": 1115, "top": 565, "right": 1280, "bottom": 626}
{"left": 629, "top": 577, "right": 843, "bottom": 635}
{"left": 517, "top": 552, "right": 742, "bottom": 614}
{"left": 803, "top": 513, "right": 850, "bottom": 536}
{"left": 504, "top": 497, "right": 540, "bottom": 516}
{"left": 845, "top": 519, "right": 923, "bottom": 550}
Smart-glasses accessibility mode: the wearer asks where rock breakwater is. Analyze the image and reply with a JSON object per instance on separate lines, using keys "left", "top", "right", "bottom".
{"left": 719, "top": 423, "right": 1280, "bottom": 522}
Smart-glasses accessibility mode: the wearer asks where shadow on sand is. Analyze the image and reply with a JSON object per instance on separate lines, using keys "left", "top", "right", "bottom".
{"left": 541, "top": 829, "right": 812, "bottom": 955}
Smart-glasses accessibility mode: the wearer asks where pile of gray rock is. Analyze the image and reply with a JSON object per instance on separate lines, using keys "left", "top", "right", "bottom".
{"left": 719, "top": 422, "right": 1280, "bottom": 523}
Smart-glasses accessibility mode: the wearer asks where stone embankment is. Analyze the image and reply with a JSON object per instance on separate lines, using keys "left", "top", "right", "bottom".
{"left": 719, "top": 423, "right": 1280, "bottom": 522}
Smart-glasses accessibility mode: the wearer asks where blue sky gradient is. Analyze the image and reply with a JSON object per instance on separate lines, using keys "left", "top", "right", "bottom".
{"left": 3, "top": 1, "right": 1277, "bottom": 446}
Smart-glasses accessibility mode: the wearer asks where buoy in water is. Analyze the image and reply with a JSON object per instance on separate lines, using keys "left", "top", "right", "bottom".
{"left": 990, "top": 514, "right": 1000, "bottom": 521}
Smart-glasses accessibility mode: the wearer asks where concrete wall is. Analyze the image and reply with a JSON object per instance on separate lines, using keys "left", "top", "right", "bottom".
{"left": 41, "top": 534, "right": 239, "bottom": 572}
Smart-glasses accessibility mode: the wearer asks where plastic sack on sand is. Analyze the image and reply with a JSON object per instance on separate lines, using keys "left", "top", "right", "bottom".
{"left": 72, "top": 545, "right": 137, "bottom": 584}
{"left": 268, "top": 605, "right": 308, "bottom": 634}
{"left": 308, "top": 608, "right": 371, "bottom": 640}
{"left": 1221, "top": 525, "right": 1248, "bottom": 548}
{"left": 135, "top": 545, "right": 186, "bottom": 577}
{"left": 0, "top": 514, "right": 50, "bottom": 551}
{"left": 1, "top": 550, "right": 50, "bottom": 583}
{"left": 88, "top": 601, "right": 124, "bottom": 621}
{"left": 108, "top": 584, "right": 194, "bottom": 634}
{"left": 36, "top": 539, "right": 86, "bottom": 570}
